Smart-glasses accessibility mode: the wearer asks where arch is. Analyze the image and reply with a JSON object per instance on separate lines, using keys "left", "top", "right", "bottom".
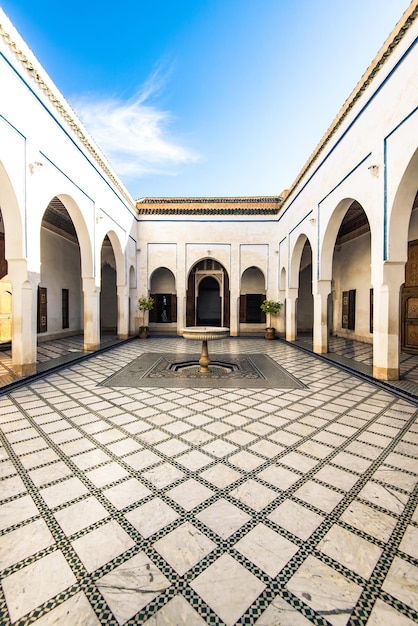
{"left": 289, "top": 233, "right": 313, "bottom": 289}
{"left": 150, "top": 267, "right": 176, "bottom": 292}
{"left": 241, "top": 266, "right": 265, "bottom": 292}
{"left": 54, "top": 194, "right": 93, "bottom": 278}
{"left": 149, "top": 267, "right": 177, "bottom": 325}
{"left": 388, "top": 147, "right": 418, "bottom": 263}
{"left": 0, "top": 162, "right": 24, "bottom": 258}
{"left": 103, "top": 230, "right": 126, "bottom": 286}
{"left": 186, "top": 258, "right": 229, "bottom": 327}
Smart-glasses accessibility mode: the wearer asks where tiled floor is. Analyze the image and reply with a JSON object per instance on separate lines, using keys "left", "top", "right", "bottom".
{"left": 0, "top": 336, "right": 417, "bottom": 625}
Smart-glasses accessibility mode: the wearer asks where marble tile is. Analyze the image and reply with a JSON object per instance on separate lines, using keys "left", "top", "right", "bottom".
{"left": 235, "top": 523, "right": 299, "bottom": 577}
{"left": 0, "top": 518, "right": 55, "bottom": 569}
{"left": 71, "top": 520, "right": 135, "bottom": 573}
{"left": 85, "top": 462, "right": 129, "bottom": 488}
{"left": 249, "top": 439, "right": 285, "bottom": 458}
{"left": 372, "top": 467, "right": 417, "bottom": 492}
{"left": 0, "top": 494, "right": 39, "bottom": 530}
{"left": 384, "top": 452, "right": 418, "bottom": 474}
{"left": 331, "top": 451, "right": 372, "bottom": 473}
{"left": 278, "top": 451, "right": 318, "bottom": 473}
{"left": 40, "top": 476, "right": 89, "bottom": 508}
{"left": 318, "top": 525, "right": 382, "bottom": 579}
{"left": 225, "top": 430, "right": 258, "bottom": 445}
{"left": 287, "top": 555, "right": 362, "bottom": 626}
{"left": 357, "top": 482, "right": 408, "bottom": 515}
{"left": 124, "top": 449, "right": 162, "bottom": 471}
{"left": 54, "top": 496, "right": 109, "bottom": 536}
{"left": 190, "top": 554, "right": 265, "bottom": 626}
{"left": 71, "top": 449, "right": 112, "bottom": 471}
{"left": 268, "top": 499, "right": 323, "bottom": 540}
{"left": 58, "top": 438, "right": 95, "bottom": 456}
{"left": 29, "top": 461, "right": 73, "bottom": 487}
{"left": 201, "top": 439, "right": 238, "bottom": 458}
{"left": 293, "top": 481, "right": 344, "bottom": 513}
{"left": 180, "top": 428, "right": 213, "bottom": 445}
{"left": 196, "top": 498, "right": 251, "bottom": 538}
{"left": 228, "top": 450, "right": 266, "bottom": 471}
{"left": 18, "top": 448, "right": 59, "bottom": 470}
{"left": 340, "top": 500, "right": 397, "bottom": 542}
{"left": 103, "top": 478, "right": 151, "bottom": 510}
{"left": 382, "top": 556, "right": 418, "bottom": 610}
{"left": 229, "top": 479, "right": 278, "bottom": 512}
{"left": 314, "top": 465, "right": 359, "bottom": 491}
{"left": 174, "top": 449, "right": 213, "bottom": 471}
{"left": 366, "top": 599, "right": 417, "bottom": 626}
{"left": 141, "top": 462, "right": 185, "bottom": 489}
{"left": 106, "top": 438, "right": 142, "bottom": 456}
{"left": 296, "top": 440, "right": 333, "bottom": 459}
{"left": 167, "top": 479, "right": 214, "bottom": 511}
{"left": 255, "top": 595, "right": 312, "bottom": 625}
{"left": 142, "top": 594, "right": 207, "bottom": 625}
{"left": 97, "top": 552, "right": 171, "bottom": 624}
{"left": 137, "top": 429, "right": 170, "bottom": 445}
{"left": 1, "top": 474, "right": 27, "bottom": 500}
{"left": 199, "top": 463, "right": 242, "bottom": 489}
{"left": 257, "top": 462, "right": 300, "bottom": 492}
{"left": 399, "top": 525, "right": 418, "bottom": 559}
{"left": 154, "top": 522, "right": 216, "bottom": 575}
{"left": 31, "top": 591, "right": 100, "bottom": 626}
{"left": 2, "top": 550, "right": 77, "bottom": 622}
{"left": 125, "top": 498, "right": 179, "bottom": 538}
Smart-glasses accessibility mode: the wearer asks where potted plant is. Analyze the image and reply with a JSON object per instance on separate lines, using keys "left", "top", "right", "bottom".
{"left": 260, "top": 299, "right": 282, "bottom": 339}
{"left": 137, "top": 295, "right": 154, "bottom": 338}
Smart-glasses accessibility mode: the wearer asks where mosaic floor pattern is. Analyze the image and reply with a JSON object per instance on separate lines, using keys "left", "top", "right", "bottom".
{"left": 0, "top": 337, "right": 417, "bottom": 625}
{"left": 101, "top": 352, "right": 305, "bottom": 389}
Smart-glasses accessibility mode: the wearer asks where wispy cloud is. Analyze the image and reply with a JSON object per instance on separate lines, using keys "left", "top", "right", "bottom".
{"left": 71, "top": 68, "right": 201, "bottom": 180}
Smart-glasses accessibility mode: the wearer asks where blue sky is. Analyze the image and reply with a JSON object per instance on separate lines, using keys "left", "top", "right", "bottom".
{"left": 1, "top": 0, "right": 412, "bottom": 199}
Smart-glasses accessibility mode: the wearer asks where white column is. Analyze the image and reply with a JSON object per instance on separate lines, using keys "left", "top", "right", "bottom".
{"left": 373, "top": 261, "right": 404, "bottom": 380}
{"left": 313, "top": 279, "right": 331, "bottom": 354}
{"left": 286, "top": 287, "right": 298, "bottom": 341}
{"left": 9, "top": 260, "right": 39, "bottom": 377}
{"left": 176, "top": 244, "right": 186, "bottom": 333}
{"left": 117, "top": 284, "right": 129, "bottom": 339}
{"left": 229, "top": 244, "right": 239, "bottom": 336}
{"left": 83, "top": 277, "right": 100, "bottom": 351}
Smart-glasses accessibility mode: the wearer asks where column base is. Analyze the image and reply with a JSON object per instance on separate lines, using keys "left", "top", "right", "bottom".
{"left": 84, "top": 343, "right": 100, "bottom": 352}
{"left": 117, "top": 334, "right": 129, "bottom": 340}
{"left": 373, "top": 366, "right": 399, "bottom": 381}
{"left": 13, "top": 363, "right": 37, "bottom": 377}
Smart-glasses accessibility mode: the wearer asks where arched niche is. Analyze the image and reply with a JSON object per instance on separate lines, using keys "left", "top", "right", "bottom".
{"left": 149, "top": 267, "right": 177, "bottom": 324}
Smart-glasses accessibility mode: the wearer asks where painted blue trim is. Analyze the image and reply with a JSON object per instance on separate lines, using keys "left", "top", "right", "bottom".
{"left": 39, "top": 152, "right": 94, "bottom": 204}
{"left": 0, "top": 113, "right": 26, "bottom": 139}
{"left": 383, "top": 106, "right": 418, "bottom": 260}
{"left": 0, "top": 51, "right": 136, "bottom": 217}
{"left": 279, "top": 34, "right": 418, "bottom": 221}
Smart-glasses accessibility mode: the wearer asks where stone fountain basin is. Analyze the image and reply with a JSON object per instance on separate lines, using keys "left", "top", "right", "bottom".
{"left": 181, "top": 326, "right": 230, "bottom": 341}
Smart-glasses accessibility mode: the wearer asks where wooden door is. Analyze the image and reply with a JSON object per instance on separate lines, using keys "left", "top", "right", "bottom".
{"left": 402, "top": 240, "right": 418, "bottom": 352}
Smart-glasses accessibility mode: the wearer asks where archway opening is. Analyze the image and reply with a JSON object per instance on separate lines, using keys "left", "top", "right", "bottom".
{"left": 100, "top": 235, "right": 117, "bottom": 333}
{"left": 198, "top": 276, "right": 221, "bottom": 325}
{"left": 331, "top": 200, "right": 371, "bottom": 341}
{"left": 39, "top": 197, "right": 82, "bottom": 339}
{"left": 149, "top": 267, "right": 177, "bottom": 325}
{"left": 186, "top": 259, "right": 229, "bottom": 327}
{"left": 239, "top": 266, "right": 266, "bottom": 328}
{"left": 297, "top": 241, "right": 313, "bottom": 336}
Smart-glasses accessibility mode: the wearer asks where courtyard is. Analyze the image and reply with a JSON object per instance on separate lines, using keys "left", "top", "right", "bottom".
{"left": 0, "top": 336, "right": 417, "bottom": 625}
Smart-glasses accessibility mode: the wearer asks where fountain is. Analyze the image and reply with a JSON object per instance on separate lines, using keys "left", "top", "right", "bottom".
{"left": 181, "top": 326, "right": 230, "bottom": 373}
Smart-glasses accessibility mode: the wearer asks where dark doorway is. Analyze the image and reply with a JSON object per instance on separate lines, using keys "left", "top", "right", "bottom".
{"left": 197, "top": 277, "right": 221, "bottom": 325}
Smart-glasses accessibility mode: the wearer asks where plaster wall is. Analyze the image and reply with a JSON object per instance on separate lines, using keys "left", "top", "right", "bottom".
{"left": 39, "top": 228, "right": 82, "bottom": 337}
{"left": 332, "top": 232, "right": 373, "bottom": 341}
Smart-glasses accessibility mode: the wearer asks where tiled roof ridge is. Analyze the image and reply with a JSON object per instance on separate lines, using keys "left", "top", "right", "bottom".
{"left": 136, "top": 196, "right": 283, "bottom": 204}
